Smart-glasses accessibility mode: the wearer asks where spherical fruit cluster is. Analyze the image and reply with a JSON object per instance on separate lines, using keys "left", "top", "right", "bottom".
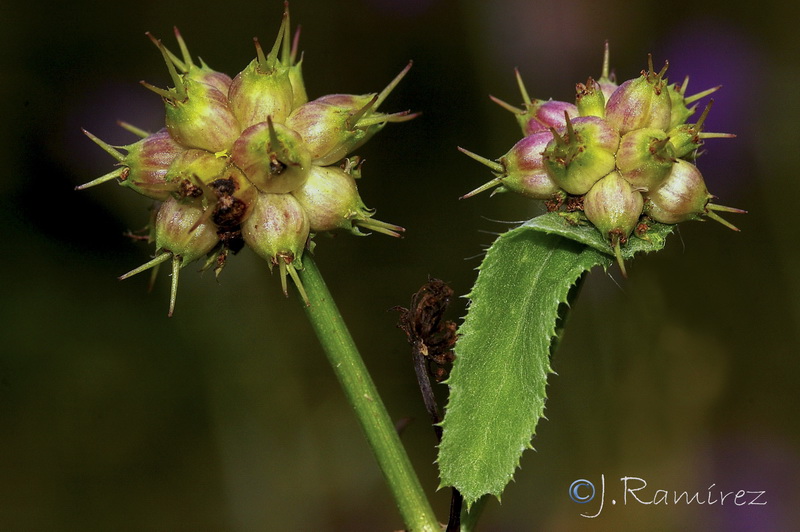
{"left": 461, "top": 43, "right": 745, "bottom": 275}
{"left": 79, "top": 7, "right": 414, "bottom": 315}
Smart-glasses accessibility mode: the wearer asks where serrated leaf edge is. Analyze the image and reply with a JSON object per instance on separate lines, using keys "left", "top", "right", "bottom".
{"left": 438, "top": 224, "right": 611, "bottom": 505}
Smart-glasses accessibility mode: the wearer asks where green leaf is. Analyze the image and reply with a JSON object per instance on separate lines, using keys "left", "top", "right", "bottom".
{"left": 522, "top": 212, "right": 675, "bottom": 259}
{"left": 438, "top": 214, "right": 673, "bottom": 505}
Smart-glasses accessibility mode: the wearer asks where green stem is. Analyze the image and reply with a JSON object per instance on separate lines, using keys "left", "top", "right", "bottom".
{"left": 459, "top": 495, "right": 489, "bottom": 532}
{"left": 298, "top": 255, "right": 441, "bottom": 532}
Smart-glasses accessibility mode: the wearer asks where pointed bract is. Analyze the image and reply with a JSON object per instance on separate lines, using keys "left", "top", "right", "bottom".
{"left": 79, "top": 128, "right": 185, "bottom": 200}
{"left": 286, "top": 63, "right": 416, "bottom": 165}
{"left": 460, "top": 132, "right": 561, "bottom": 200}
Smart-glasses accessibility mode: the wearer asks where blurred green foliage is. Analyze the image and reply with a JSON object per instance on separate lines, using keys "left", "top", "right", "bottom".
{"left": 1, "top": 0, "right": 799, "bottom": 530}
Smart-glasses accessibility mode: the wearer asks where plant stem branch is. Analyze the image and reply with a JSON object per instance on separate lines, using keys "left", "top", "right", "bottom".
{"left": 411, "top": 344, "right": 443, "bottom": 440}
{"left": 409, "top": 341, "right": 461, "bottom": 531}
{"left": 299, "top": 255, "right": 441, "bottom": 532}
{"left": 459, "top": 495, "right": 489, "bottom": 532}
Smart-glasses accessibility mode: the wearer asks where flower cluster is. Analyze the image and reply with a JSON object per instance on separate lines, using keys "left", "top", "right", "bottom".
{"left": 79, "top": 7, "right": 414, "bottom": 315}
{"left": 461, "top": 43, "right": 744, "bottom": 274}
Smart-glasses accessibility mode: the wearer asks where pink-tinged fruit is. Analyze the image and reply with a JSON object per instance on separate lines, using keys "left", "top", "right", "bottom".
{"left": 463, "top": 44, "right": 743, "bottom": 275}
{"left": 583, "top": 171, "right": 644, "bottom": 276}
{"left": 118, "top": 197, "right": 220, "bottom": 316}
{"left": 605, "top": 55, "right": 672, "bottom": 135}
{"left": 459, "top": 131, "right": 559, "bottom": 200}
{"left": 286, "top": 62, "right": 415, "bottom": 165}
{"left": 242, "top": 192, "right": 311, "bottom": 304}
{"left": 78, "top": 128, "right": 185, "bottom": 201}
{"left": 231, "top": 118, "right": 311, "bottom": 193}
{"left": 644, "top": 159, "right": 745, "bottom": 230}
{"left": 292, "top": 163, "right": 404, "bottom": 237}
{"left": 615, "top": 127, "right": 675, "bottom": 190}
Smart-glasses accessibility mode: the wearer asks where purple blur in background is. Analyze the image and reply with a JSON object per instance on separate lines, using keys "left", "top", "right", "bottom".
{"left": 1, "top": 0, "right": 797, "bottom": 530}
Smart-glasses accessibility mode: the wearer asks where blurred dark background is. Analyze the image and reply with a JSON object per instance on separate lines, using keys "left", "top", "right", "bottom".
{"left": 2, "top": 0, "right": 799, "bottom": 530}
